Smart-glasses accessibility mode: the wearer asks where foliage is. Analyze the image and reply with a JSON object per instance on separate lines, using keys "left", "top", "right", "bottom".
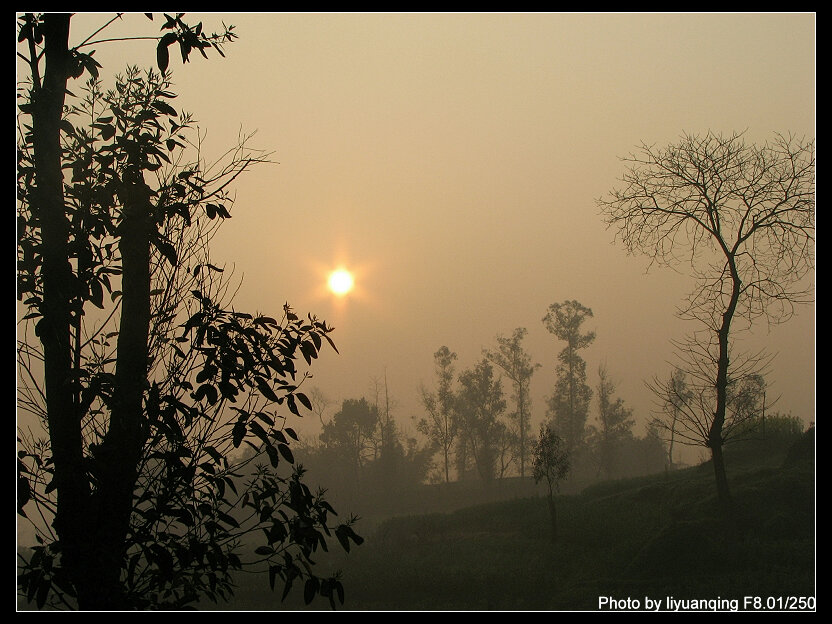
{"left": 17, "top": 13, "right": 359, "bottom": 610}
{"left": 455, "top": 359, "right": 508, "bottom": 483}
{"left": 587, "top": 364, "right": 635, "bottom": 478}
{"left": 319, "top": 399, "right": 380, "bottom": 479}
{"left": 301, "top": 396, "right": 433, "bottom": 510}
{"left": 542, "top": 300, "right": 595, "bottom": 453}
{"left": 532, "top": 423, "right": 571, "bottom": 495}
{"left": 417, "top": 346, "right": 460, "bottom": 483}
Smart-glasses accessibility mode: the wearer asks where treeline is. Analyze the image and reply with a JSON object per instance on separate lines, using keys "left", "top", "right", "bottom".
{"left": 287, "top": 299, "right": 808, "bottom": 518}
{"left": 292, "top": 300, "right": 679, "bottom": 515}
{"left": 416, "top": 300, "right": 667, "bottom": 491}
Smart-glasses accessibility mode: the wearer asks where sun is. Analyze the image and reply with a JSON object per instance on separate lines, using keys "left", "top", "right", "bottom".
{"left": 327, "top": 268, "right": 354, "bottom": 296}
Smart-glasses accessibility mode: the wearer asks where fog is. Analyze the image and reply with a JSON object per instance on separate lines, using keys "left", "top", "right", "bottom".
{"left": 18, "top": 12, "right": 815, "bottom": 611}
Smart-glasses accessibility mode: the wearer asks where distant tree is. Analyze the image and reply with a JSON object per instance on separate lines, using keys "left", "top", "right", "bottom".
{"left": 417, "top": 346, "right": 459, "bottom": 483}
{"left": 651, "top": 365, "right": 771, "bottom": 467}
{"left": 532, "top": 424, "right": 570, "bottom": 544}
{"left": 319, "top": 398, "right": 380, "bottom": 485}
{"left": 542, "top": 300, "right": 595, "bottom": 454}
{"left": 456, "top": 359, "right": 508, "bottom": 483}
{"left": 308, "top": 386, "right": 334, "bottom": 428}
{"left": 16, "top": 13, "right": 359, "bottom": 610}
{"left": 484, "top": 328, "right": 540, "bottom": 479}
{"left": 368, "top": 370, "right": 398, "bottom": 470}
{"left": 654, "top": 368, "right": 693, "bottom": 469}
{"left": 599, "top": 130, "right": 814, "bottom": 514}
{"left": 588, "top": 364, "right": 635, "bottom": 479}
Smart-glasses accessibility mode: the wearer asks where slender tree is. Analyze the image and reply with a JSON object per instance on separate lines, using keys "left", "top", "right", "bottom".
{"left": 657, "top": 368, "right": 693, "bottom": 469}
{"left": 589, "top": 364, "right": 635, "bottom": 479}
{"left": 542, "top": 300, "right": 595, "bottom": 454}
{"left": 417, "top": 346, "right": 459, "bottom": 483}
{"left": 532, "top": 424, "right": 570, "bottom": 544}
{"left": 484, "top": 328, "right": 540, "bottom": 479}
{"left": 456, "top": 359, "right": 507, "bottom": 483}
{"left": 599, "top": 130, "right": 814, "bottom": 514}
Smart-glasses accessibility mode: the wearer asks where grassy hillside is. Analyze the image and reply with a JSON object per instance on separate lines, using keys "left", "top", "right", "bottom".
{"left": 221, "top": 428, "right": 814, "bottom": 611}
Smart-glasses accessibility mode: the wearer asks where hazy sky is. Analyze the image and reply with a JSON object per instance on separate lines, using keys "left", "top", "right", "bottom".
{"left": 65, "top": 12, "right": 815, "bottom": 457}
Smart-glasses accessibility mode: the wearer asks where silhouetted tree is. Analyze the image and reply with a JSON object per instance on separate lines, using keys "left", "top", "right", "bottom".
{"left": 542, "top": 300, "right": 595, "bottom": 454}
{"left": 588, "top": 364, "right": 635, "bottom": 479}
{"left": 16, "top": 13, "right": 360, "bottom": 611}
{"left": 417, "top": 346, "right": 459, "bottom": 483}
{"left": 599, "top": 130, "right": 815, "bottom": 514}
{"left": 456, "top": 359, "right": 508, "bottom": 483}
{"left": 532, "top": 424, "right": 570, "bottom": 543}
{"left": 319, "top": 398, "right": 380, "bottom": 485}
{"left": 484, "top": 328, "right": 540, "bottom": 479}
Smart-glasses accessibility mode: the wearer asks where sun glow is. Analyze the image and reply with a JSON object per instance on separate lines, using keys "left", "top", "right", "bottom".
{"left": 327, "top": 269, "right": 355, "bottom": 296}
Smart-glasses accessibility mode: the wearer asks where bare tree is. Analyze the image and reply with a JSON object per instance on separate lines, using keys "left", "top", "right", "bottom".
{"left": 599, "top": 130, "right": 814, "bottom": 513}
{"left": 484, "top": 328, "right": 540, "bottom": 479}
{"left": 308, "top": 386, "right": 334, "bottom": 428}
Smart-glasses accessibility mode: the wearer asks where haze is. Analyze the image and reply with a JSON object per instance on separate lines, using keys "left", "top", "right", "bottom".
{"left": 67, "top": 11, "right": 815, "bottom": 456}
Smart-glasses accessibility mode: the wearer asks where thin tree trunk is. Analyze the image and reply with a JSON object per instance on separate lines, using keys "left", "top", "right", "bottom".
{"left": 547, "top": 489, "right": 558, "bottom": 544}
{"left": 710, "top": 254, "right": 741, "bottom": 517}
{"left": 30, "top": 12, "right": 103, "bottom": 608}
{"left": 85, "top": 176, "right": 154, "bottom": 608}
{"left": 710, "top": 442, "right": 732, "bottom": 516}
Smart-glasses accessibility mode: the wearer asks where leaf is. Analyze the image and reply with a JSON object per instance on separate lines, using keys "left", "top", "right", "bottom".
{"left": 35, "top": 577, "right": 50, "bottom": 609}
{"left": 87, "top": 276, "right": 103, "bottom": 308}
{"left": 265, "top": 443, "right": 280, "bottom": 468}
{"left": 157, "top": 32, "right": 177, "bottom": 72}
{"left": 255, "top": 377, "right": 280, "bottom": 402}
{"left": 248, "top": 420, "right": 270, "bottom": 446}
{"left": 217, "top": 510, "right": 239, "bottom": 528}
{"left": 281, "top": 578, "right": 293, "bottom": 602}
{"left": 152, "top": 237, "right": 177, "bottom": 266}
{"left": 304, "top": 577, "right": 319, "bottom": 605}
{"left": 17, "top": 476, "right": 30, "bottom": 517}
{"left": 151, "top": 100, "right": 178, "bottom": 117}
{"left": 254, "top": 546, "right": 274, "bottom": 556}
{"left": 277, "top": 443, "right": 294, "bottom": 465}
{"left": 295, "top": 392, "right": 312, "bottom": 411}
{"left": 232, "top": 421, "right": 246, "bottom": 448}
{"left": 268, "top": 565, "right": 279, "bottom": 591}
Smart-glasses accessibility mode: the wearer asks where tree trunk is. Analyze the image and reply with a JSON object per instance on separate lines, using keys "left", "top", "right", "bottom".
{"left": 83, "top": 178, "right": 154, "bottom": 609}
{"left": 710, "top": 442, "right": 732, "bottom": 516}
{"left": 710, "top": 254, "right": 741, "bottom": 517}
{"left": 547, "top": 489, "right": 558, "bottom": 544}
{"left": 30, "top": 12, "right": 103, "bottom": 609}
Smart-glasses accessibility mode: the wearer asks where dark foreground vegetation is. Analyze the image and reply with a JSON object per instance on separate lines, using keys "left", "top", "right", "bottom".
{"left": 221, "top": 427, "right": 814, "bottom": 611}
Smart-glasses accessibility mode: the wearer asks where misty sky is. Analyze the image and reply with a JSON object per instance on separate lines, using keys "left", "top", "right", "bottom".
{"left": 63, "top": 12, "right": 815, "bottom": 459}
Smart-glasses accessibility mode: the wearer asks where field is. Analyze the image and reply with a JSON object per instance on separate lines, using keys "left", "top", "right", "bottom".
{"left": 220, "top": 429, "right": 815, "bottom": 611}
